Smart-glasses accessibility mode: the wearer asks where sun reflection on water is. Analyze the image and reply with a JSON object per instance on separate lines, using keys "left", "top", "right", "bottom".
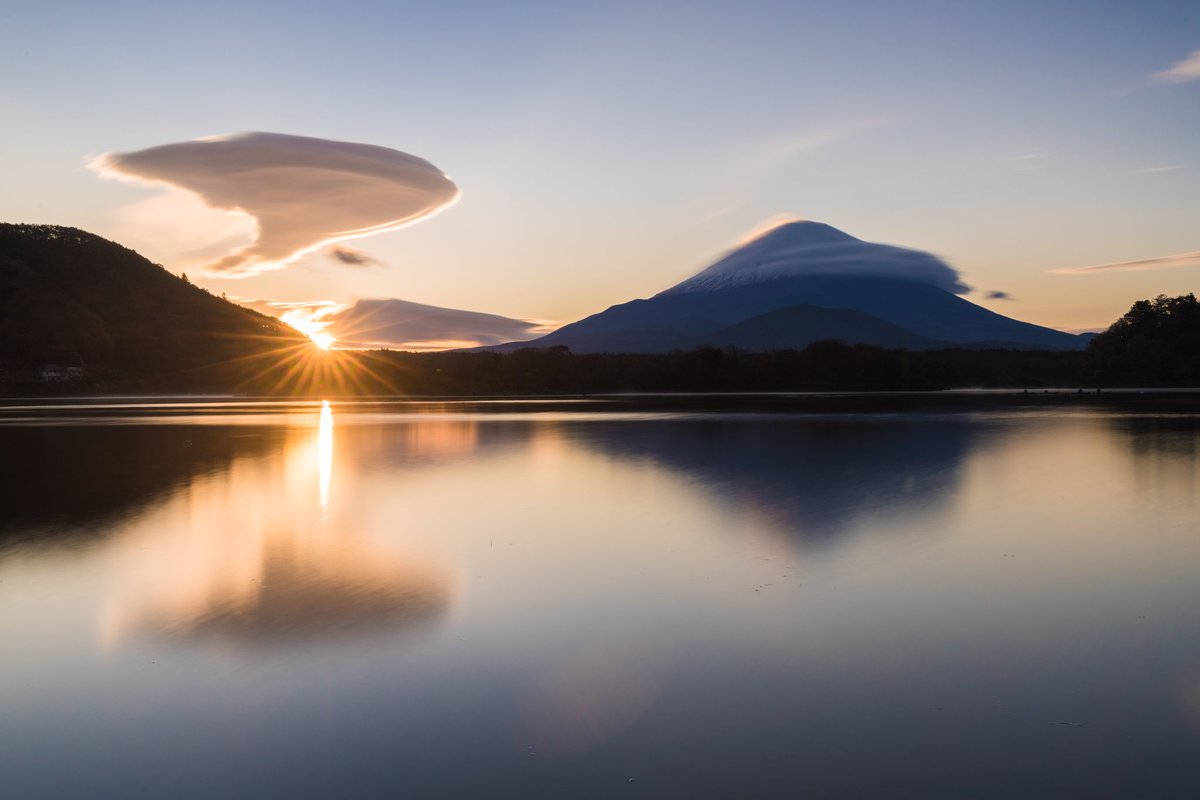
{"left": 318, "top": 400, "right": 333, "bottom": 509}
{"left": 97, "top": 402, "right": 455, "bottom": 648}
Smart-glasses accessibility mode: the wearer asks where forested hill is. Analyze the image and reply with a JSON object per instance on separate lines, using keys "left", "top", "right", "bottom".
{"left": 0, "top": 223, "right": 308, "bottom": 388}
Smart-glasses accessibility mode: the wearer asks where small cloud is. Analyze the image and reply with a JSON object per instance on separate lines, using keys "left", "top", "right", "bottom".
{"left": 1152, "top": 48, "right": 1200, "bottom": 84}
{"left": 984, "top": 290, "right": 1014, "bottom": 300}
{"left": 326, "top": 245, "right": 381, "bottom": 267}
{"left": 91, "top": 132, "right": 459, "bottom": 277}
{"left": 1051, "top": 251, "right": 1200, "bottom": 274}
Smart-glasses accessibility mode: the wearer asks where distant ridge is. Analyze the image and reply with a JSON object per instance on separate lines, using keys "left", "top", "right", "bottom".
{"left": 699, "top": 303, "right": 935, "bottom": 350}
{"left": 493, "top": 221, "right": 1086, "bottom": 353}
{"left": 0, "top": 223, "right": 308, "bottom": 386}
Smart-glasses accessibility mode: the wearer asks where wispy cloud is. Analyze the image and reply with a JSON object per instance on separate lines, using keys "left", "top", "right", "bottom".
{"left": 1152, "top": 48, "right": 1200, "bottom": 84}
{"left": 984, "top": 290, "right": 1014, "bottom": 300}
{"left": 1051, "top": 251, "right": 1200, "bottom": 274}
{"left": 234, "top": 298, "right": 345, "bottom": 348}
{"left": 752, "top": 117, "right": 893, "bottom": 168}
{"left": 1129, "top": 164, "right": 1185, "bottom": 175}
{"left": 696, "top": 116, "right": 892, "bottom": 222}
{"left": 91, "top": 132, "right": 459, "bottom": 277}
{"left": 1005, "top": 151, "right": 1048, "bottom": 172}
{"left": 103, "top": 188, "right": 256, "bottom": 270}
{"left": 239, "top": 299, "right": 342, "bottom": 315}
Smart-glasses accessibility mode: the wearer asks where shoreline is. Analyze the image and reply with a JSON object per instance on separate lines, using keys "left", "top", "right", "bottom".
{"left": 3, "top": 389, "right": 1200, "bottom": 416}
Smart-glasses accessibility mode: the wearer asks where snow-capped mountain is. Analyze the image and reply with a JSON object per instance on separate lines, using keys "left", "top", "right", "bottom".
{"left": 493, "top": 220, "right": 1087, "bottom": 353}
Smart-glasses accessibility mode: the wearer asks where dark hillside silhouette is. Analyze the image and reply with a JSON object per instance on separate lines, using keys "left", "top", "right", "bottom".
{"left": 0, "top": 223, "right": 308, "bottom": 389}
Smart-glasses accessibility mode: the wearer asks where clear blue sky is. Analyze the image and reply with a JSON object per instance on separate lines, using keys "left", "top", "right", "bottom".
{"left": 2, "top": 0, "right": 1197, "bottom": 330}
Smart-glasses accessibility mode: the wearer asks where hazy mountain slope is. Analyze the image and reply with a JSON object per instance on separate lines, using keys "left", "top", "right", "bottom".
{"left": 696, "top": 303, "right": 935, "bottom": 351}
{"left": 511, "top": 276, "right": 1082, "bottom": 352}
{"left": 0, "top": 223, "right": 307, "bottom": 384}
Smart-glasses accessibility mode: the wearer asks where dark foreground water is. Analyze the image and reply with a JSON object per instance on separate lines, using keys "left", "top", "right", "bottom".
{"left": 1, "top": 399, "right": 1198, "bottom": 799}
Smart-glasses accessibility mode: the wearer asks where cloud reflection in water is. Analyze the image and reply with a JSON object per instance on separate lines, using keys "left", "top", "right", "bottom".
{"left": 100, "top": 402, "right": 453, "bottom": 647}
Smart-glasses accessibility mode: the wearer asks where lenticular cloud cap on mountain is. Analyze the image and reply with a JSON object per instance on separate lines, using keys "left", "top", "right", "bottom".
{"left": 91, "top": 132, "right": 460, "bottom": 276}
{"left": 666, "top": 219, "right": 971, "bottom": 295}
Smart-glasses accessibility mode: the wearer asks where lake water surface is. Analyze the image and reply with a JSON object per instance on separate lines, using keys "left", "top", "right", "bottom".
{"left": 2, "top": 399, "right": 1198, "bottom": 798}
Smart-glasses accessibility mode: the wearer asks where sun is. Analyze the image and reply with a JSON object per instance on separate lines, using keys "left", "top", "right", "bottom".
{"left": 279, "top": 307, "right": 338, "bottom": 351}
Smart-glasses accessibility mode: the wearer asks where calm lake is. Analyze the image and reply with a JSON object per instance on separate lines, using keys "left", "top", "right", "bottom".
{"left": 2, "top": 398, "right": 1198, "bottom": 798}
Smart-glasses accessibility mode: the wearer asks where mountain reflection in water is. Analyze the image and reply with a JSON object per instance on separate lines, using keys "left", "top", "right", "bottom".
{"left": 567, "top": 416, "right": 986, "bottom": 540}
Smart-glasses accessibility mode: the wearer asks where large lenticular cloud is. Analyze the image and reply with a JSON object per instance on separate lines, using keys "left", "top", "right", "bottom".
{"left": 91, "top": 132, "right": 459, "bottom": 276}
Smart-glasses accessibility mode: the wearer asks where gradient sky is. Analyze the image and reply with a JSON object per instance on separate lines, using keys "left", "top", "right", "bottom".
{"left": 2, "top": 0, "right": 1198, "bottom": 333}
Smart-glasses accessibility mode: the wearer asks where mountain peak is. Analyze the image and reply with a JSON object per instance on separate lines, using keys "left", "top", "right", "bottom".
{"left": 739, "top": 219, "right": 858, "bottom": 248}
